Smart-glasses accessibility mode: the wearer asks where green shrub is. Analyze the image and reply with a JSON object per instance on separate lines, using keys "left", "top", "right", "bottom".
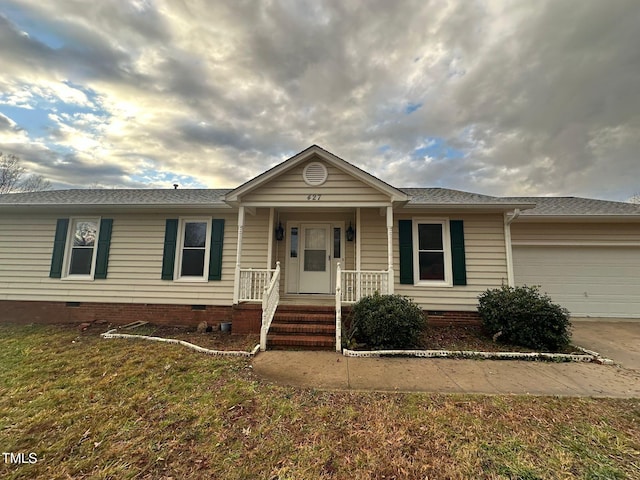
{"left": 477, "top": 285, "right": 571, "bottom": 351}
{"left": 345, "top": 293, "right": 426, "bottom": 350}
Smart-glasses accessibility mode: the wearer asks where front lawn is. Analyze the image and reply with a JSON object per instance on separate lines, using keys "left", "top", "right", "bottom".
{"left": 1, "top": 324, "right": 638, "bottom": 479}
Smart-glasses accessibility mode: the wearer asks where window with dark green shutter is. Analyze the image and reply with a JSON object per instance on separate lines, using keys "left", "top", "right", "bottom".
{"left": 398, "top": 220, "right": 414, "bottom": 284}
{"left": 94, "top": 219, "right": 113, "bottom": 279}
{"left": 406, "top": 218, "right": 468, "bottom": 286}
{"left": 50, "top": 217, "right": 112, "bottom": 279}
{"left": 50, "top": 219, "right": 69, "bottom": 278}
{"left": 450, "top": 220, "right": 467, "bottom": 286}
{"left": 208, "top": 219, "right": 224, "bottom": 280}
{"left": 163, "top": 218, "right": 225, "bottom": 281}
{"left": 161, "top": 219, "right": 179, "bottom": 280}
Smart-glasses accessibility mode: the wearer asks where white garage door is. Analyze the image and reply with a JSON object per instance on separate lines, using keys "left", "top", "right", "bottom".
{"left": 513, "top": 246, "right": 640, "bottom": 318}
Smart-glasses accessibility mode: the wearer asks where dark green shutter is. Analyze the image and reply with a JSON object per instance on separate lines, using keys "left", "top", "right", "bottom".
{"left": 398, "top": 219, "right": 414, "bottom": 284}
{"left": 208, "top": 219, "right": 225, "bottom": 281}
{"left": 49, "top": 218, "right": 69, "bottom": 278}
{"left": 94, "top": 219, "right": 113, "bottom": 279}
{"left": 161, "top": 219, "right": 179, "bottom": 280}
{"left": 450, "top": 220, "right": 467, "bottom": 286}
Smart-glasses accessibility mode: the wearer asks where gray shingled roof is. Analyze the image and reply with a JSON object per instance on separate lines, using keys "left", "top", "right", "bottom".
{"left": 1, "top": 187, "right": 638, "bottom": 216}
{"left": 0, "top": 189, "right": 231, "bottom": 206}
{"left": 402, "top": 187, "right": 509, "bottom": 205}
{"left": 503, "top": 196, "right": 640, "bottom": 216}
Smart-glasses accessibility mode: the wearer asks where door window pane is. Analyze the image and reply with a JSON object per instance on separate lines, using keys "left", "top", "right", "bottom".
{"left": 305, "top": 228, "right": 326, "bottom": 249}
{"left": 290, "top": 227, "right": 298, "bottom": 258}
{"left": 334, "top": 228, "right": 341, "bottom": 259}
{"left": 304, "top": 250, "right": 326, "bottom": 271}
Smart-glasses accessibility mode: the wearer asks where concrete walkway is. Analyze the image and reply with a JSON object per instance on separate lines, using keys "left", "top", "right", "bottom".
{"left": 253, "top": 351, "right": 640, "bottom": 397}
{"left": 571, "top": 320, "right": 640, "bottom": 371}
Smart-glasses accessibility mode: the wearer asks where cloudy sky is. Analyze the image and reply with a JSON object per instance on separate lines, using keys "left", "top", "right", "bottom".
{"left": 0, "top": 0, "right": 638, "bottom": 200}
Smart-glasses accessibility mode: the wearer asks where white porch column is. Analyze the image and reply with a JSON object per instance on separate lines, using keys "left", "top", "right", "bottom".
{"left": 355, "top": 207, "right": 361, "bottom": 271}
{"left": 233, "top": 206, "right": 245, "bottom": 304}
{"left": 386, "top": 205, "right": 394, "bottom": 294}
{"left": 266, "top": 208, "right": 274, "bottom": 270}
{"left": 355, "top": 207, "right": 361, "bottom": 299}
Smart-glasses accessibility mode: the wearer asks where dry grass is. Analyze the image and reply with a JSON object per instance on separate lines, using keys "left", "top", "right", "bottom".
{"left": 1, "top": 323, "right": 639, "bottom": 479}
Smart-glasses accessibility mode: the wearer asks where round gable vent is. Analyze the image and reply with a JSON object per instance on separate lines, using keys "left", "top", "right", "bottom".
{"left": 303, "top": 162, "right": 328, "bottom": 186}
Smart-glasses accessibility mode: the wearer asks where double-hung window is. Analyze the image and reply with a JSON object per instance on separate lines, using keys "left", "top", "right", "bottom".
{"left": 413, "top": 219, "right": 452, "bottom": 286}
{"left": 66, "top": 218, "right": 100, "bottom": 278}
{"left": 175, "top": 218, "right": 212, "bottom": 281}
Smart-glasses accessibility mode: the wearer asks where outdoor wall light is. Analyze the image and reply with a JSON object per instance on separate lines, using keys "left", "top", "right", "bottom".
{"left": 275, "top": 222, "right": 284, "bottom": 241}
{"left": 346, "top": 222, "right": 355, "bottom": 242}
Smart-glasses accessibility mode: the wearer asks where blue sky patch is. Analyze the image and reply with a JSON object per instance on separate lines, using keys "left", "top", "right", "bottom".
{"left": 405, "top": 102, "right": 423, "bottom": 114}
{"left": 2, "top": 4, "right": 67, "bottom": 49}
{"left": 413, "top": 137, "right": 465, "bottom": 160}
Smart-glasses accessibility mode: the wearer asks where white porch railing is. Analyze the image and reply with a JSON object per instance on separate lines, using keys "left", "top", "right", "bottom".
{"left": 335, "top": 264, "right": 393, "bottom": 351}
{"left": 340, "top": 269, "right": 390, "bottom": 303}
{"left": 238, "top": 267, "right": 276, "bottom": 302}
{"left": 260, "top": 262, "right": 280, "bottom": 351}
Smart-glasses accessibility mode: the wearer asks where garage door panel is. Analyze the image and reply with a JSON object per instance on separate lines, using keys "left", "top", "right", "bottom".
{"left": 513, "top": 246, "right": 640, "bottom": 318}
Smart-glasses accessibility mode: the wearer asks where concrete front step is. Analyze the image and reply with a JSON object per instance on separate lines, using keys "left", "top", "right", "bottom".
{"left": 267, "top": 334, "right": 335, "bottom": 350}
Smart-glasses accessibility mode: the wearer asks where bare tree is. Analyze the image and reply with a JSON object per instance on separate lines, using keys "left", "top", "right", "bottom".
{"left": 629, "top": 193, "right": 640, "bottom": 204}
{"left": 0, "top": 152, "right": 52, "bottom": 193}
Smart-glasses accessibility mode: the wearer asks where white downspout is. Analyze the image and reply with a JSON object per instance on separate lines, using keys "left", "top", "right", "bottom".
{"left": 504, "top": 208, "right": 520, "bottom": 287}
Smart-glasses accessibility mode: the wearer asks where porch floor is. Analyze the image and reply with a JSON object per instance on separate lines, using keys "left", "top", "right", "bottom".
{"left": 279, "top": 294, "right": 336, "bottom": 307}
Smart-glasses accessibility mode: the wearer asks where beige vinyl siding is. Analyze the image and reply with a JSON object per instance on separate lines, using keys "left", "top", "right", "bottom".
{"left": 391, "top": 212, "right": 508, "bottom": 311}
{"left": 359, "top": 208, "right": 389, "bottom": 271}
{"left": 0, "top": 212, "right": 237, "bottom": 305}
{"left": 242, "top": 159, "right": 391, "bottom": 204}
{"left": 511, "top": 222, "right": 640, "bottom": 243}
{"left": 240, "top": 208, "right": 270, "bottom": 268}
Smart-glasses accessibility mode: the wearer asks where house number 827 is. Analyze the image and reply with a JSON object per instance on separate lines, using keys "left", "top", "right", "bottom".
{"left": 307, "top": 194, "right": 322, "bottom": 201}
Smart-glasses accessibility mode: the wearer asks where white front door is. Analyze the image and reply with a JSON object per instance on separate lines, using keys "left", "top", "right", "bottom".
{"left": 299, "top": 224, "right": 331, "bottom": 294}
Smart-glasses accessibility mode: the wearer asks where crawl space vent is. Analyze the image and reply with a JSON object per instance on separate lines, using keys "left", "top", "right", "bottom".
{"left": 303, "top": 162, "right": 328, "bottom": 186}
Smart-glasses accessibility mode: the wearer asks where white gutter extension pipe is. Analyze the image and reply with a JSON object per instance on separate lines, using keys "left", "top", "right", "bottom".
{"left": 504, "top": 208, "right": 521, "bottom": 287}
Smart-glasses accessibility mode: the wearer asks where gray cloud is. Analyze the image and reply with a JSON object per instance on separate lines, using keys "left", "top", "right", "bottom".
{"left": 0, "top": 0, "right": 638, "bottom": 200}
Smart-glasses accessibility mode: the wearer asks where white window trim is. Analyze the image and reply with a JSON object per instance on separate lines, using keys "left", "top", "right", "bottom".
{"left": 174, "top": 217, "right": 212, "bottom": 282}
{"left": 62, "top": 217, "right": 101, "bottom": 281}
{"left": 412, "top": 218, "right": 453, "bottom": 287}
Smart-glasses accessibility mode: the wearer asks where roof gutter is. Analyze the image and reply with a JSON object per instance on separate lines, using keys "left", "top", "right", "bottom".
{"left": 402, "top": 203, "right": 536, "bottom": 211}
{"left": 0, "top": 203, "right": 233, "bottom": 212}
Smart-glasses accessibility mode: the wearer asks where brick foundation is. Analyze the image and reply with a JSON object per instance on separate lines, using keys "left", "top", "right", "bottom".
{"left": 0, "top": 300, "right": 233, "bottom": 329}
{"left": 0, "top": 300, "right": 481, "bottom": 332}
{"left": 426, "top": 310, "right": 481, "bottom": 326}
{"left": 231, "top": 304, "right": 262, "bottom": 334}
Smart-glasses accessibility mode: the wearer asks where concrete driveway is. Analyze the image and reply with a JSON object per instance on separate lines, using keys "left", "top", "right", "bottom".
{"left": 571, "top": 320, "right": 640, "bottom": 371}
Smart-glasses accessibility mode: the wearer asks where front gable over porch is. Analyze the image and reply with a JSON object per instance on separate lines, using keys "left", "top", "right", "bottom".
{"left": 224, "top": 145, "right": 409, "bottom": 207}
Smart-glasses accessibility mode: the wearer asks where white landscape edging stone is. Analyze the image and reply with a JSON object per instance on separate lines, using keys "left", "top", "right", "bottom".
{"left": 342, "top": 347, "right": 604, "bottom": 363}
{"left": 101, "top": 329, "right": 260, "bottom": 357}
